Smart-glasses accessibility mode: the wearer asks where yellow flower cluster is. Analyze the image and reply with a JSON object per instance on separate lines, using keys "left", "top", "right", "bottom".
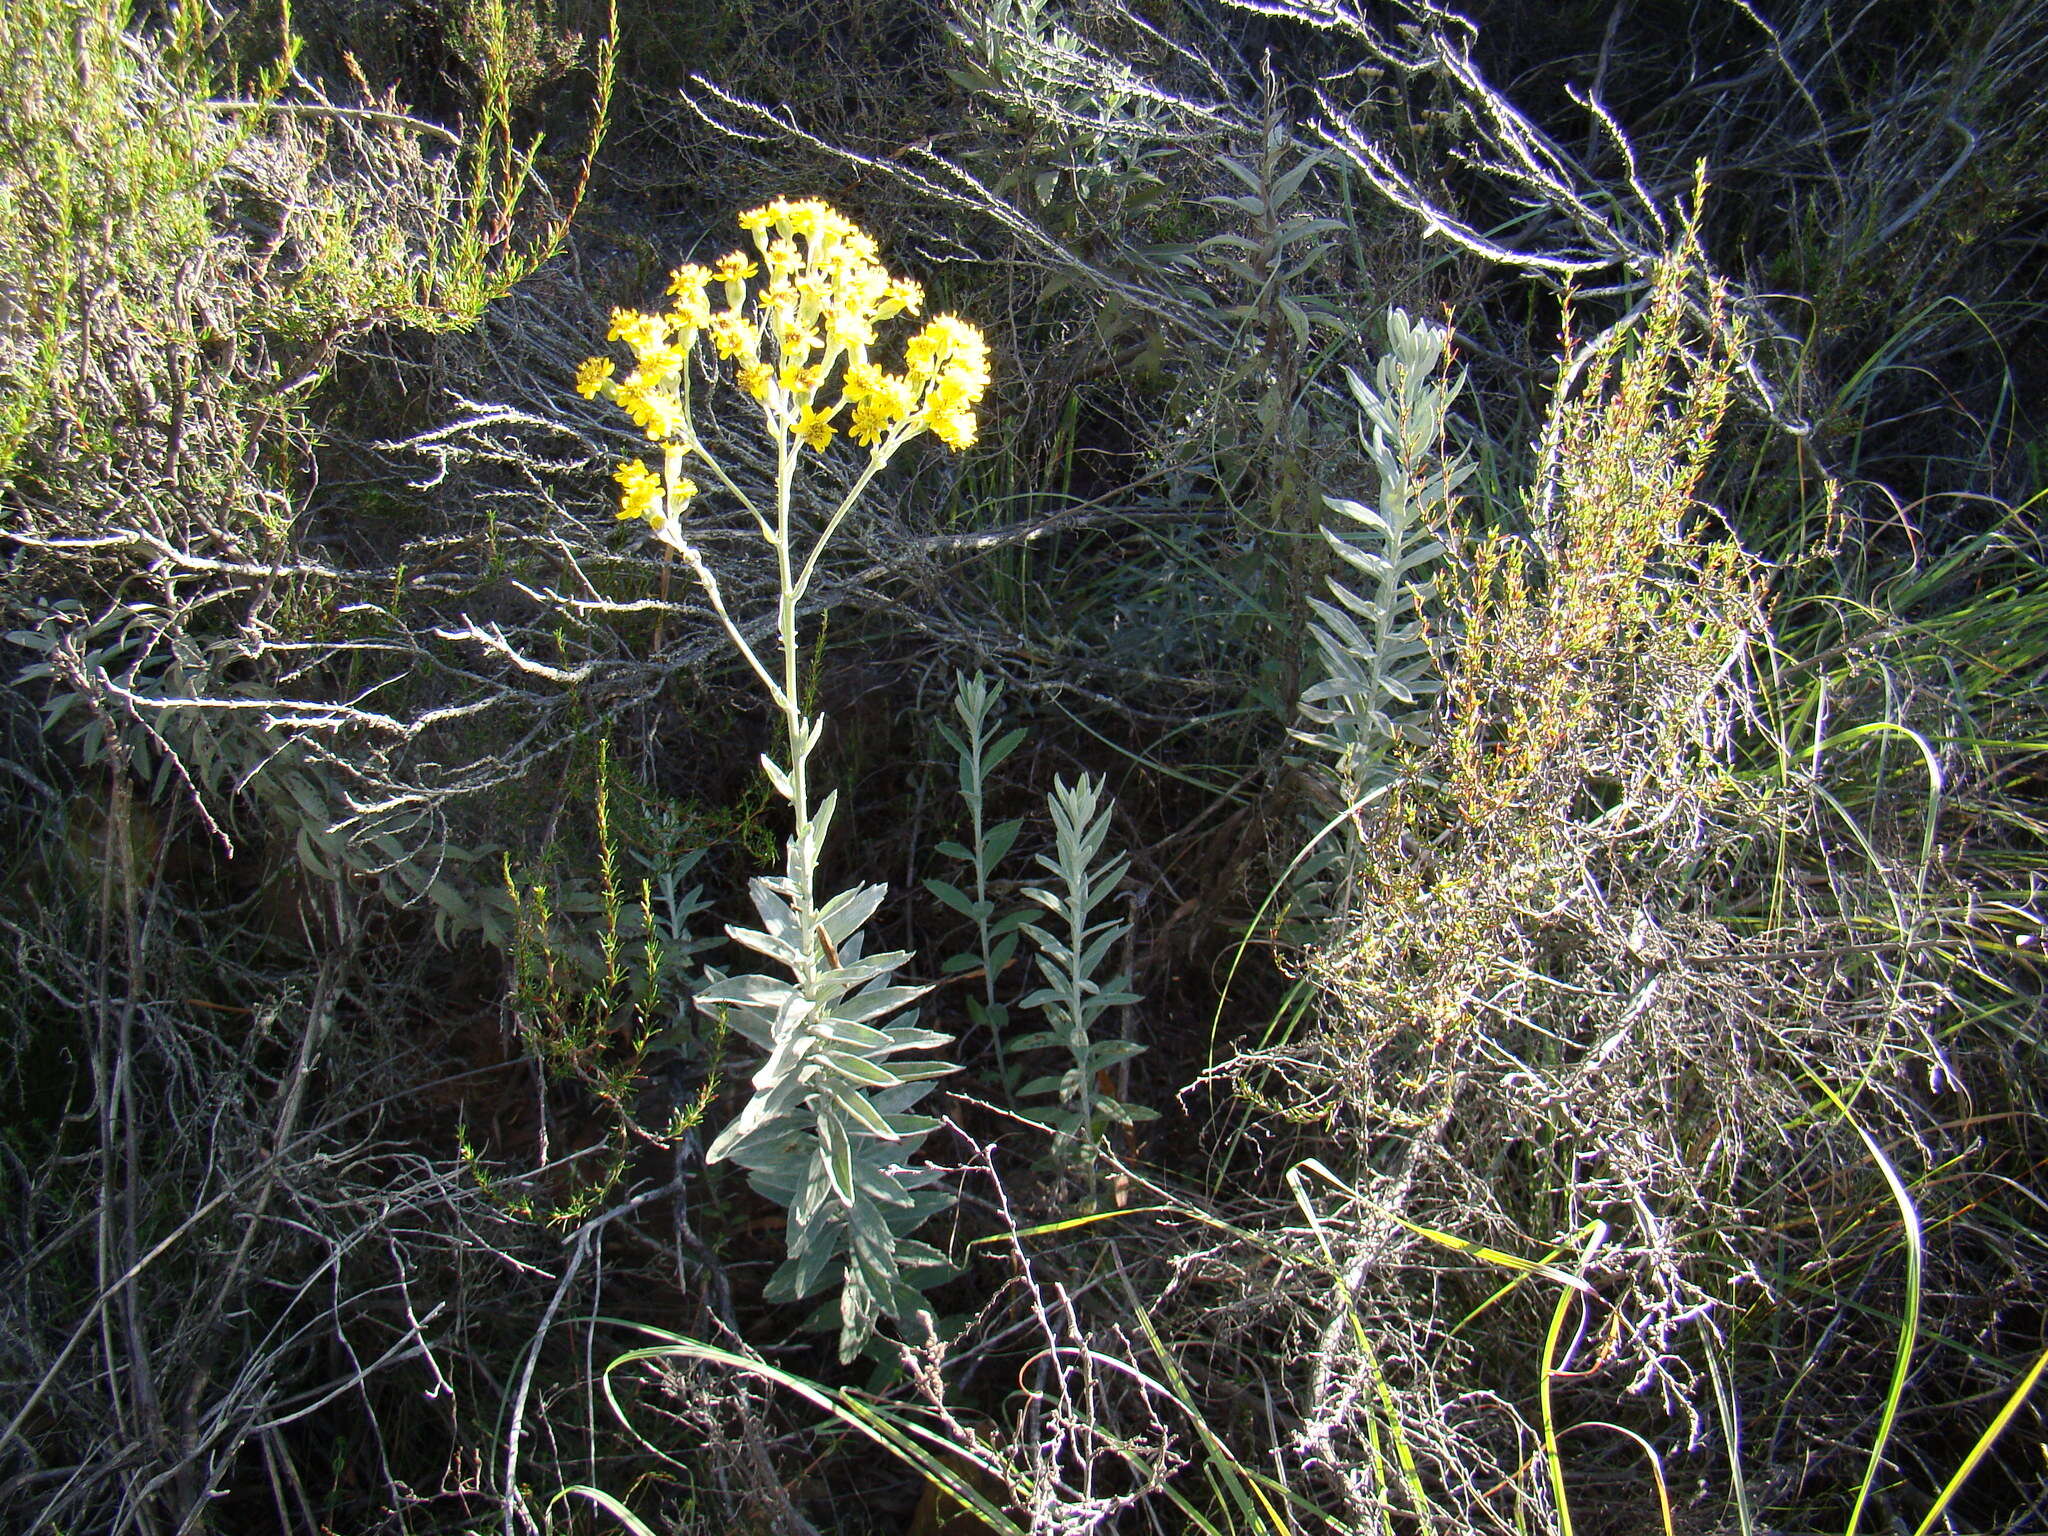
{"left": 576, "top": 199, "right": 990, "bottom": 538}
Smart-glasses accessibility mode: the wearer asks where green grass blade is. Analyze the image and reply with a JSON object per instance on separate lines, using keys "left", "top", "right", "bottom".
{"left": 1800, "top": 1069, "right": 1922, "bottom": 1536}
{"left": 600, "top": 1323, "right": 1026, "bottom": 1536}
{"left": 1908, "top": 1347, "right": 2048, "bottom": 1536}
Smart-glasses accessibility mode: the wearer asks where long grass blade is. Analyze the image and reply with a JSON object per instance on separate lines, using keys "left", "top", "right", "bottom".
{"left": 1908, "top": 1347, "right": 2048, "bottom": 1536}
{"left": 600, "top": 1323, "right": 1026, "bottom": 1536}
{"left": 1800, "top": 1069, "right": 1923, "bottom": 1536}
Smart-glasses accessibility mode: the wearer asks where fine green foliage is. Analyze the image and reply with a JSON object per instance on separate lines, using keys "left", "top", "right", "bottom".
{"left": 494, "top": 745, "right": 720, "bottom": 1220}
{"left": 1015, "top": 774, "right": 1150, "bottom": 1179}
{"left": 924, "top": 670, "right": 1032, "bottom": 1091}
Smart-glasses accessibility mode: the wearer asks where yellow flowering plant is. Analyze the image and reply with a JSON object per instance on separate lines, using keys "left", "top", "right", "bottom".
{"left": 577, "top": 200, "right": 990, "bottom": 1358}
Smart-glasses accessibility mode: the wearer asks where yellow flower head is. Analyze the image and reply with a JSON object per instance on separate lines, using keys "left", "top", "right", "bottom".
{"left": 712, "top": 252, "right": 757, "bottom": 284}
{"left": 618, "top": 384, "right": 686, "bottom": 442}
{"left": 665, "top": 269, "right": 713, "bottom": 331}
{"left": 881, "top": 278, "right": 923, "bottom": 318}
{"left": 764, "top": 237, "right": 801, "bottom": 280}
{"left": 709, "top": 308, "right": 757, "bottom": 363}
{"left": 632, "top": 344, "right": 688, "bottom": 390}
{"left": 794, "top": 404, "right": 839, "bottom": 452}
{"left": 667, "top": 263, "right": 713, "bottom": 304}
{"left": 849, "top": 372, "right": 916, "bottom": 447}
{"left": 592, "top": 200, "right": 987, "bottom": 552}
{"left": 825, "top": 307, "right": 876, "bottom": 353}
{"left": 927, "top": 403, "right": 978, "bottom": 450}
{"left": 614, "top": 459, "right": 663, "bottom": 521}
{"left": 608, "top": 308, "right": 671, "bottom": 363}
{"left": 905, "top": 314, "right": 988, "bottom": 384}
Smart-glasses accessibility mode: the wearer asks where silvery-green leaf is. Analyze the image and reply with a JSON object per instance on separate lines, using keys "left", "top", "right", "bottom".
{"left": 795, "top": 1219, "right": 844, "bottom": 1299}
{"left": 762, "top": 1255, "right": 807, "bottom": 1303}
{"left": 848, "top": 1194, "right": 892, "bottom": 1267}
{"left": 856, "top": 1163, "right": 916, "bottom": 1207}
{"left": 818, "top": 1111, "right": 855, "bottom": 1203}
{"left": 727, "top": 922, "right": 801, "bottom": 967}
{"left": 811, "top": 1018, "right": 894, "bottom": 1051}
{"left": 792, "top": 1149, "right": 834, "bottom": 1229}
{"left": 754, "top": 1023, "right": 816, "bottom": 1092}
{"left": 982, "top": 817, "right": 1024, "bottom": 868}
{"left": 877, "top": 1060, "right": 954, "bottom": 1085}
{"left": 706, "top": 1104, "right": 790, "bottom": 1165}
{"left": 1086, "top": 1038, "right": 1148, "bottom": 1065}
{"left": 880, "top": 1024, "right": 951, "bottom": 1052}
{"left": 820, "top": 1050, "right": 903, "bottom": 1090}
{"left": 838, "top": 1267, "right": 878, "bottom": 1360}
{"left": 747, "top": 876, "right": 800, "bottom": 940}
{"left": 984, "top": 727, "right": 1026, "bottom": 775}
{"left": 831, "top": 1087, "right": 898, "bottom": 1140}
{"left": 1077, "top": 930, "right": 1127, "bottom": 982}
{"left": 818, "top": 883, "right": 887, "bottom": 946}
{"left": 891, "top": 1239, "right": 953, "bottom": 1278}
{"left": 836, "top": 984, "right": 929, "bottom": 1024}
{"left": 696, "top": 972, "right": 796, "bottom": 1010}
{"left": 814, "top": 955, "right": 900, "bottom": 989}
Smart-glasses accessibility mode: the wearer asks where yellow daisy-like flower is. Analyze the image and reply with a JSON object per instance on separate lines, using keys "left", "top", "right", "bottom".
{"left": 667, "top": 263, "right": 712, "bottom": 304}
{"left": 825, "top": 307, "right": 876, "bottom": 352}
{"left": 608, "top": 308, "right": 671, "bottom": 362}
{"left": 618, "top": 384, "right": 686, "bottom": 442}
{"left": 881, "top": 278, "right": 923, "bottom": 318}
{"left": 840, "top": 362, "right": 884, "bottom": 402}
{"left": 667, "top": 283, "right": 712, "bottom": 332}
{"left": 793, "top": 404, "right": 838, "bottom": 452}
{"left": 712, "top": 252, "right": 757, "bottom": 284}
{"left": 613, "top": 459, "right": 663, "bottom": 520}
{"left": 574, "top": 357, "right": 615, "bottom": 398}
{"left": 671, "top": 476, "right": 699, "bottom": 512}
{"left": 849, "top": 371, "right": 917, "bottom": 447}
{"left": 632, "top": 344, "right": 688, "bottom": 389}
{"left": 708, "top": 309, "right": 757, "bottom": 363}
{"left": 737, "top": 362, "right": 776, "bottom": 402}
{"left": 905, "top": 314, "right": 987, "bottom": 382}
{"left": 926, "top": 404, "right": 978, "bottom": 450}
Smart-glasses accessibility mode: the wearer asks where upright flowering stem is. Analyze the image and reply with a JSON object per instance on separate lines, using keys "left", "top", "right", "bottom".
{"left": 573, "top": 199, "right": 992, "bottom": 1356}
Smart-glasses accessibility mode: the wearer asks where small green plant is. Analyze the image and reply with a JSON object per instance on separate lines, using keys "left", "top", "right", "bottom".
{"left": 1296, "top": 309, "right": 1465, "bottom": 811}
{"left": 490, "top": 744, "right": 720, "bottom": 1220}
{"left": 1014, "top": 773, "right": 1149, "bottom": 1186}
{"left": 579, "top": 198, "right": 992, "bottom": 1358}
{"left": 924, "top": 670, "right": 1032, "bottom": 1092}
{"left": 1273, "top": 307, "right": 1466, "bottom": 942}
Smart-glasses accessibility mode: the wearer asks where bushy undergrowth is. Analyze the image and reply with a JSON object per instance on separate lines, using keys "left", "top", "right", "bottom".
{"left": 3, "top": 2, "right": 2043, "bottom": 1535}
